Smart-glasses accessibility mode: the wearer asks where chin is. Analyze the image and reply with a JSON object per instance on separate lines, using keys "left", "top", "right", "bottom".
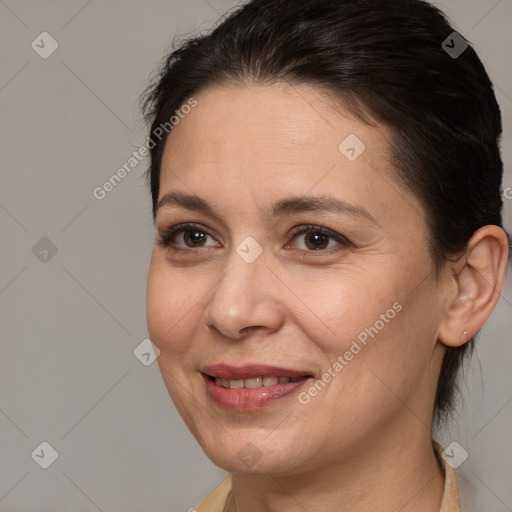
{"left": 197, "top": 433, "right": 308, "bottom": 475}
{"left": 207, "top": 451, "right": 294, "bottom": 475}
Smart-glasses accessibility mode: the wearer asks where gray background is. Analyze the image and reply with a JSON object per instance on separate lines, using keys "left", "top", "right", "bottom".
{"left": 0, "top": 1, "right": 511, "bottom": 511}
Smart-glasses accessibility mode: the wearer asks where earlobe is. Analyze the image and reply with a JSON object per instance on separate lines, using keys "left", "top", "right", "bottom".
{"left": 437, "top": 225, "right": 509, "bottom": 348}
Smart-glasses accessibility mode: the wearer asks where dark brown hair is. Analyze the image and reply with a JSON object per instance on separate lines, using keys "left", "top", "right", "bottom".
{"left": 141, "top": 0, "right": 509, "bottom": 426}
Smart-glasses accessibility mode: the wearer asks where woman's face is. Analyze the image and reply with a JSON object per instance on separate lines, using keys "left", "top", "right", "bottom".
{"left": 146, "top": 82, "right": 448, "bottom": 475}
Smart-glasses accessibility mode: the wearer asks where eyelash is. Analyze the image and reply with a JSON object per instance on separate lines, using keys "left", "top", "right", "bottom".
{"left": 156, "top": 222, "right": 352, "bottom": 255}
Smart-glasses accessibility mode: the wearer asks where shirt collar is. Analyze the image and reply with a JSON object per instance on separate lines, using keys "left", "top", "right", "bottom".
{"left": 433, "top": 440, "right": 461, "bottom": 512}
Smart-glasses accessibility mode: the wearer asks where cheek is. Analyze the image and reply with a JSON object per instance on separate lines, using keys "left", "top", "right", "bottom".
{"left": 146, "top": 261, "right": 201, "bottom": 418}
{"left": 146, "top": 259, "right": 200, "bottom": 356}
{"left": 293, "top": 265, "right": 433, "bottom": 405}
{"left": 290, "top": 268, "right": 401, "bottom": 354}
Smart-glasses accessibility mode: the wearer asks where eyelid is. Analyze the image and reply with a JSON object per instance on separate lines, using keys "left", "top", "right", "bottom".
{"left": 288, "top": 224, "right": 348, "bottom": 241}
{"left": 285, "top": 224, "right": 352, "bottom": 251}
{"left": 156, "top": 222, "right": 219, "bottom": 249}
{"left": 156, "top": 222, "right": 352, "bottom": 252}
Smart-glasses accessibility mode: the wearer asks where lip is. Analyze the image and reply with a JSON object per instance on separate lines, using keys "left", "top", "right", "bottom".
{"left": 201, "top": 364, "right": 314, "bottom": 411}
{"left": 202, "top": 364, "right": 312, "bottom": 380}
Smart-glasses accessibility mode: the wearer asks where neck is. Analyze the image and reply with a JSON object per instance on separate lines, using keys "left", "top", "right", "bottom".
{"left": 226, "top": 428, "right": 444, "bottom": 512}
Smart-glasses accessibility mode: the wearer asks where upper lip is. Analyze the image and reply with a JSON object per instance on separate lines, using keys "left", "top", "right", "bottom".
{"left": 202, "top": 364, "right": 313, "bottom": 380}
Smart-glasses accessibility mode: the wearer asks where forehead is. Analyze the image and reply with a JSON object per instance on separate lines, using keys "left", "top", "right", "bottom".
{"left": 158, "top": 82, "right": 423, "bottom": 228}
{"left": 162, "top": 83, "right": 387, "bottom": 179}
{"left": 166, "top": 82, "right": 387, "bottom": 150}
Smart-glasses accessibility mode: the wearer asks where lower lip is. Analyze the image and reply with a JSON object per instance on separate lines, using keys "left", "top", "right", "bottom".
{"left": 202, "top": 374, "right": 310, "bottom": 411}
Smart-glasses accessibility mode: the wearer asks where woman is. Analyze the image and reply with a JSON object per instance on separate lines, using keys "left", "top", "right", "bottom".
{"left": 142, "top": 0, "right": 510, "bottom": 510}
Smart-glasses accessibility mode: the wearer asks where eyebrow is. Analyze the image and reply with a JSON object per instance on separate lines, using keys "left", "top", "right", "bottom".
{"left": 156, "top": 191, "right": 379, "bottom": 225}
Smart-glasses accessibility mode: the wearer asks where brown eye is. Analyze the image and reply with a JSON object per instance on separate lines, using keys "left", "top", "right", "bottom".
{"left": 183, "top": 230, "right": 208, "bottom": 247}
{"left": 157, "top": 223, "right": 219, "bottom": 250}
{"left": 303, "top": 232, "right": 330, "bottom": 250}
{"left": 287, "top": 225, "right": 349, "bottom": 252}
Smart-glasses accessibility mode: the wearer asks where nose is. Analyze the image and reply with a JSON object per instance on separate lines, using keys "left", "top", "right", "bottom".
{"left": 204, "top": 251, "right": 285, "bottom": 340}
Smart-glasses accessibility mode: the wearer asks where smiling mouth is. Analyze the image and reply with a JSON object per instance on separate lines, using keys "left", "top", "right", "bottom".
{"left": 205, "top": 374, "right": 308, "bottom": 389}
{"left": 202, "top": 373, "right": 313, "bottom": 411}
{"left": 201, "top": 365, "right": 314, "bottom": 410}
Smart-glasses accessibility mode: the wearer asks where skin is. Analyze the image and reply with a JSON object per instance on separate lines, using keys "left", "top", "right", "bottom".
{"left": 146, "top": 82, "right": 509, "bottom": 512}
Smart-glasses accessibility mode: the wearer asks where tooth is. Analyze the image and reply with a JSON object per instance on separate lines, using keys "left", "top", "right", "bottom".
{"left": 221, "top": 378, "right": 230, "bottom": 388}
{"left": 229, "top": 379, "right": 244, "bottom": 389}
{"left": 215, "top": 377, "right": 223, "bottom": 386}
{"left": 278, "top": 376, "right": 290, "bottom": 383}
{"left": 263, "top": 375, "right": 279, "bottom": 387}
{"left": 244, "top": 377, "right": 263, "bottom": 389}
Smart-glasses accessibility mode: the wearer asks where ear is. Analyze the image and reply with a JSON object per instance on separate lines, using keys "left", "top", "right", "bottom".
{"left": 438, "top": 225, "right": 510, "bottom": 348}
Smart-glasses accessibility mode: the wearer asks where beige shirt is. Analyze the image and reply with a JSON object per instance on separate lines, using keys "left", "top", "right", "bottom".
{"left": 195, "top": 442, "right": 460, "bottom": 512}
